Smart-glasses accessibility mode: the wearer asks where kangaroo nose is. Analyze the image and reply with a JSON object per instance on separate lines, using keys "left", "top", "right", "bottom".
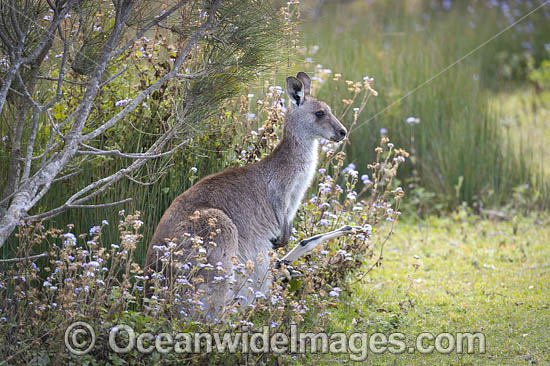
{"left": 338, "top": 129, "right": 347, "bottom": 138}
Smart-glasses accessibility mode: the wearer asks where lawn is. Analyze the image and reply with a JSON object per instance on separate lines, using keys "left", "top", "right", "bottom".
{"left": 314, "top": 212, "right": 550, "bottom": 365}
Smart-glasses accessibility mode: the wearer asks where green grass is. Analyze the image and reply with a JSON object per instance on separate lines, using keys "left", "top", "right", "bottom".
{"left": 312, "top": 212, "right": 550, "bottom": 365}
{"left": 300, "top": 0, "right": 550, "bottom": 207}
{"left": 490, "top": 89, "right": 550, "bottom": 179}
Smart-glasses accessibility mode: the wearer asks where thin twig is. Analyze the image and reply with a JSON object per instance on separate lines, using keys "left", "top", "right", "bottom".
{"left": 0, "top": 252, "right": 48, "bottom": 263}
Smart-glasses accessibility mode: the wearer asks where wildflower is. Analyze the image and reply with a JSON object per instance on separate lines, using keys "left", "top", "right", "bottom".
{"left": 319, "top": 219, "right": 330, "bottom": 226}
{"left": 190, "top": 166, "right": 198, "bottom": 173}
{"left": 88, "top": 261, "right": 100, "bottom": 268}
{"left": 342, "top": 163, "right": 357, "bottom": 175}
{"left": 115, "top": 99, "right": 132, "bottom": 107}
{"left": 361, "top": 174, "right": 372, "bottom": 185}
{"left": 380, "top": 127, "right": 388, "bottom": 135}
{"left": 102, "top": 219, "right": 109, "bottom": 225}
{"left": 63, "top": 233, "right": 77, "bottom": 246}
{"left": 247, "top": 93, "right": 254, "bottom": 98}
{"left": 42, "top": 281, "right": 52, "bottom": 287}
{"left": 329, "top": 287, "right": 341, "bottom": 297}
{"left": 318, "top": 168, "right": 326, "bottom": 174}
{"left": 406, "top": 117, "right": 421, "bottom": 124}
{"left": 89, "top": 226, "right": 101, "bottom": 236}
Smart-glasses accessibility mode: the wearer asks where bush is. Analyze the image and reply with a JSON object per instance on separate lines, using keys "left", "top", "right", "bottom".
{"left": 0, "top": 78, "right": 406, "bottom": 364}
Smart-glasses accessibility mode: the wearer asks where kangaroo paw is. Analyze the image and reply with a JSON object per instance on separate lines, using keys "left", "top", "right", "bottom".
{"left": 271, "top": 237, "right": 288, "bottom": 249}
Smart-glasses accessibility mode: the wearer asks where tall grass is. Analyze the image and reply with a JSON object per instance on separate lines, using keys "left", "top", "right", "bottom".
{"left": 300, "top": 0, "right": 549, "bottom": 208}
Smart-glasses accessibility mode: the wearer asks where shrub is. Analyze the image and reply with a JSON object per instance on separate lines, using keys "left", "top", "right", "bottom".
{"left": 0, "top": 77, "right": 406, "bottom": 364}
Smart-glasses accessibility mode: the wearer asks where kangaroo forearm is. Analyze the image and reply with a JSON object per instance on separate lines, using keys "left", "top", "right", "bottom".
{"left": 279, "top": 225, "right": 358, "bottom": 264}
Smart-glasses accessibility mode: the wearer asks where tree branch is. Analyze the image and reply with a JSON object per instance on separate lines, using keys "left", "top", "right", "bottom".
{"left": 0, "top": 252, "right": 48, "bottom": 263}
{"left": 77, "top": 138, "right": 191, "bottom": 159}
{"left": 25, "top": 198, "right": 133, "bottom": 221}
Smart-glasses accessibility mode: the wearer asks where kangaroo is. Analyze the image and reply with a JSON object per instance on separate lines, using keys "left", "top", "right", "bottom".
{"left": 144, "top": 72, "right": 347, "bottom": 319}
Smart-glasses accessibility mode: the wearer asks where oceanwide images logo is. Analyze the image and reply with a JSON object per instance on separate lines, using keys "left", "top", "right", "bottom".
{"left": 65, "top": 322, "right": 486, "bottom": 361}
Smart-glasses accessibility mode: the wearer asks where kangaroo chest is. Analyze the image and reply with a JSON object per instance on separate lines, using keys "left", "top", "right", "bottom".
{"left": 286, "top": 141, "right": 318, "bottom": 222}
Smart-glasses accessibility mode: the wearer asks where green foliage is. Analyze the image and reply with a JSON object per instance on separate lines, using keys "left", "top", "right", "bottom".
{"left": 529, "top": 60, "right": 550, "bottom": 90}
{"left": 300, "top": 0, "right": 550, "bottom": 210}
{"left": 0, "top": 0, "right": 293, "bottom": 259}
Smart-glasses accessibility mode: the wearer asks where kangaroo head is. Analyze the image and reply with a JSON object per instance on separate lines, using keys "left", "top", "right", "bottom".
{"left": 285, "top": 72, "right": 347, "bottom": 142}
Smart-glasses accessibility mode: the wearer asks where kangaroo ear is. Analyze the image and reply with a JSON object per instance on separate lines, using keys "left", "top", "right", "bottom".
{"left": 286, "top": 76, "right": 305, "bottom": 106}
{"left": 296, "top": 72, "right": 311, "bottom": 95}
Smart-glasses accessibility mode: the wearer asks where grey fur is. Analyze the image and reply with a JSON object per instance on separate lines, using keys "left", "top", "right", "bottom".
{"left": 144, "top": 72, "right": 347, "bottom": 319}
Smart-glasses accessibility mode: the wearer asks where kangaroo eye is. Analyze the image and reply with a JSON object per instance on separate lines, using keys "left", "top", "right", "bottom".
{"left": 315, "top": 111, "right": 325, "bottom": 118}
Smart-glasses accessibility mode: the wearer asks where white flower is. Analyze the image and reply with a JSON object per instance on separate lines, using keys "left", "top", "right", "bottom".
{"left": 63, "top": 233, "right": 77, "bottom": 246}
{"left": 115, "top": 99, "right": 132, "bottom": 107}
{"left": 406, "top": 117, "right": 421, "bottom": 124}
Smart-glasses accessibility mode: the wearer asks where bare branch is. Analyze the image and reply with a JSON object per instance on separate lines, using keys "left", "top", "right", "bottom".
{"left": 52, "top": 169, "right": 83, "bottom": 183}
{"left": 25, "top": 198, "right": 133, "bottom": 221}
{"left": 99, "top": 65, "right": 130, "bottom": 88}
{"left": 35, "top": 75, "right": 86, "bottom": 86}
{"left": 41, "top": 31, "right": 71, "bottom": 111}
{"left": 124, "top": 170, "right": 167, "bottom": 186}
{"left": 77, "top": 138, "right": 191, "bottom": 159}
{"left": 8, "top": 0, "right": 23, "bottom": 41}
{"left": 0, "top": 252, "right": 48, "bottom": 263}
{"left": 22, "top": 108, "right": 40, "bottom": 181}
{"left": 0, "top": 48, "right": 22, "bottom": 116}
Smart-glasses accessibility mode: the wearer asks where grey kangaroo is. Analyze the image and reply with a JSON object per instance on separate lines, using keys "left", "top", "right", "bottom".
{"left": 145, "top": 72, "right": 347, "bottom": 318}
